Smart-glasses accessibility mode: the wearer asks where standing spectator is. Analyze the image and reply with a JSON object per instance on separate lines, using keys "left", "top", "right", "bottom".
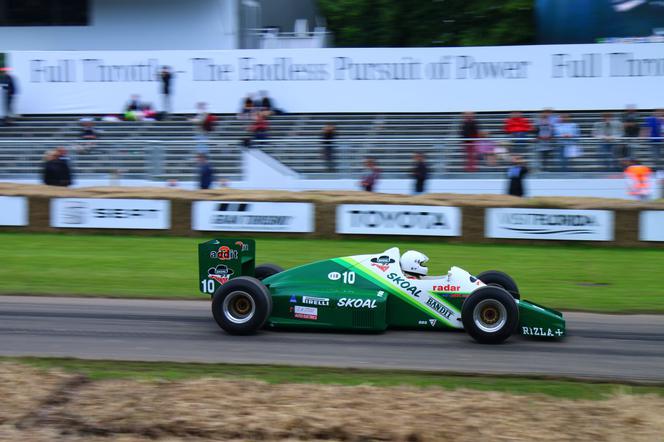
{"left": 192, "top": 102, "right": 215, "bottom": 154}
{"left": 198, "top": 154, "right": 215, "bottom": 190}
{"left": 321, "top": 123, "right": 336, "bottom": 172}
{"left": 622, "top": 105, "right": 640, "bottom": 162}
{"left": 624, "top": 159, "right": 653, "bottom": 200}
{"left": 238, "top": 94, "right": 254, "bottom": 119}
{"left": 0, "top": 67, "right": 18, "bottom": 123}
{"left": 159, "top": 66, "right": 174, "bottom": 115}
{"left": 554, "top": 114, "right": 580, "bottom": 171}
{"left": 459, "top": 112, "right": 480, "bottom": 172}
{"left": 47, "top": 147, "right": 73, "bottom": 187}
{"left": 506, "top": 155, "right": 528, "bottom": 197}
{"left": 42, "top": 150, "right": 58, "bottom": 185}
{"left": 361, "top": 158, "right": 380, "bottom": 192}
{"left": 592, "top": 112, "right": 623, "bottom": 171}
{"left": 643, "top": 109, "right": 663, "bottom": 170}
{"left": 503, "top": 111, "right": 532, "bottom": 155}
{"left": 412, "top": 152, "right": 429, "bottom": 194}
{"left": 78, "top": 117, "right": 99, "bottom": 153}
{"left": 534, "top": 109, "right": 556, "bottom": 171}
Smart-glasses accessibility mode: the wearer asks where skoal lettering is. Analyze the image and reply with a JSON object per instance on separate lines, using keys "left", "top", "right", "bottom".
{"left": 349, "top": 210, "right": 448, "bottom": 229}
{"left": 386, "top": 272, "right": 422, "bottom": 297}
{"left": 337, "top": 298, "right": 377, "bottom": 309}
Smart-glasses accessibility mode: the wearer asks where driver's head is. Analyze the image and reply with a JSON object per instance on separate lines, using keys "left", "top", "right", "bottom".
{"left": 400, "top": 250, "right": 429, "bottom": 278}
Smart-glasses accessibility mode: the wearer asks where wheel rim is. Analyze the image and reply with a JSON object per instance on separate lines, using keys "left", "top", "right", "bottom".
{"left": 222, "top": 291, "right": 256, "bottom": 324}
{"left": 473, "top": 299, "right": 507, "bottom": 333}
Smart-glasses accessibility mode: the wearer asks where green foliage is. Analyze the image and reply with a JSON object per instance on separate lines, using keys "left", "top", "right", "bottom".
{"left": 318, "top": 0, "right": 535, "bottom": 47}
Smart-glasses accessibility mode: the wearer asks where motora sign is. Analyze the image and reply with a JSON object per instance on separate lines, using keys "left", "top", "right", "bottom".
{"left": 485, "top": 208, "right": 614, "bottom": 241}
{"left": 336, "top": 204, "right": 461, "bottom": 236}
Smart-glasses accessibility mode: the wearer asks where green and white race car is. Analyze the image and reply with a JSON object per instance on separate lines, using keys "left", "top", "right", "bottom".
{"left": 199, "top": 239, "right": 565, "bottom": 344}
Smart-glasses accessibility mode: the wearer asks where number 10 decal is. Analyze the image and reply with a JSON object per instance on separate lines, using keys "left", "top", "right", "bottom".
{"left": 201, "top": 279, "right": 215, "bottom": 294}
{"left": 342, "top": 271, "right": 355, "bottom": 285}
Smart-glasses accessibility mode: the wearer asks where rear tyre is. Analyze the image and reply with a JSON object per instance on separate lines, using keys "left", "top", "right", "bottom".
{"left": 211, "top": 276, "right": 272, "bottom": 335}
{"left": 462, "top": 286, "right": 519, "bottom": 344}
{"left": 254, "top": 263, "right": 284, "bottom": 281}
{"left": 477, "top": 270, "right": 520, "bottom": 300}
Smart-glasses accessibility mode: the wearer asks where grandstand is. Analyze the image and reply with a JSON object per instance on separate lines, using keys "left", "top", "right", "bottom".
{"left": 0, "top": 110, "right": 656, "bottom": 183}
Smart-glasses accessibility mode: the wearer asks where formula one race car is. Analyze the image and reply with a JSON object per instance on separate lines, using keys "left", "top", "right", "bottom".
{"left": 198, "top": 239, "right": 565, "bottom": 344}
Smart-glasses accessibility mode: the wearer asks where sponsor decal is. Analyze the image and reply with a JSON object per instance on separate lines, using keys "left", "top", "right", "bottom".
{"left": 425, "top": 297, "right": 453, "bottom": 319}
{"left": 327, "top": 271, "right": 341, "bottom": 281}
{"left": 485, "top": 208, "right": 614, "bottom": 241}
{"left": 521, "top": 326, "right": 564, "bottom": 337}
{"left": 211, "top": 246, "right": 238, "bottom": 261}
{"left": 428, "top": 319, "right": 437, "bottom": 327}
{"left": 432, "top": 284, "right": 461, "bottom": 292}
{"left": 387, "top": 272, "right": 422, "bottom": 297}
{"left": 418, "top": 320, "right": 428, "bottom": 325}
{"left": 235, "top": 240, "right": 250, "bottom": 252}
{"left": 336, "top": 205, "right": 461, "bottom": 236}
{"left": 289, "top": 295, "right": 297, "bottom": 303}
{"left": 302, "top": 296, "right": 330, "bottom": 306}
{"left": 370, "top": 255, "right": 395, "bottom": 272}
{"left": 294, "top": 305, "right": 318, "bottom": 320}
{"left": 376, "top": 290, "right": 385, "bottom": 298}
{"left": 207, "top": 265, "right": 234, "bottom": 284}
{"left": 337, "top": 298, "right": 377, "bottom": 309}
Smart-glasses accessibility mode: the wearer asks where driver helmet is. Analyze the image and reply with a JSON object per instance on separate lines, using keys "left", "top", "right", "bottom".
{"left": 400, "top": 250, "right": 429, "bottom": 278}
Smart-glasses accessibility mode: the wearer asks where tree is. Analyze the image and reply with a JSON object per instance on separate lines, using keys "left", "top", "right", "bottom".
{"left": 318, "top": 0, "right": 535, "bottom": 47}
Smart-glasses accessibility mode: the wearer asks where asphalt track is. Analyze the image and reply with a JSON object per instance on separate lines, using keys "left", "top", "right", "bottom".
{"left": 1, "top": 296, "right": 663, "bottom": 383}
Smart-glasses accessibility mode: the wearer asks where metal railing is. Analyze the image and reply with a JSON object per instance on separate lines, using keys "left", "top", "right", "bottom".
{"left": 0, "top": 137, "right": 659, "bottom": 181}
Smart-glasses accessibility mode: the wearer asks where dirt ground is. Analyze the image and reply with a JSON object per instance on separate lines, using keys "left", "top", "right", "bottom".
{"left": 1, "top": 363, "right": 663, "bottom": 442}
{"left": 1, "top": 182, "right": 662, "bottom": 209}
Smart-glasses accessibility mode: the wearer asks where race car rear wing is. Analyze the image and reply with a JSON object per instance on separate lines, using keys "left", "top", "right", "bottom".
{"left": 198, "top": 239, "right": 256, "bottom": 296}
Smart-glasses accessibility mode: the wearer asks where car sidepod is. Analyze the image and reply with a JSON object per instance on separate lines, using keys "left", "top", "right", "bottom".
{"left": 517, "top": 299, "right": 566, "bottom": 338}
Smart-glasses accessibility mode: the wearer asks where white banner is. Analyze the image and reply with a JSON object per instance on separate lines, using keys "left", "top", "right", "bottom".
{"left": 639, "top": 211, "right": 664, "bottom": 242}
{"left": 50, "top": 198, "right": 170, "bottom": 229}
{"left": 0, "top": 196, "right": 28, "bottom": 226}
{"left": 485, "top": 208, "right": 614, "bottom": 241}
{"left": 336, "top": 204, "right": 462, "bottom": 236}
{"left": 8, "top": 43, "right": 664, "bottom": 114}
{"left": 192, "top": 201, "right": 314, "bottom": 232}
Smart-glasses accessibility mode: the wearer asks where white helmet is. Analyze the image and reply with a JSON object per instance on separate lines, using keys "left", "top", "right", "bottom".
{"left": 400, "top": 250, "right": 429, "bottom": 277}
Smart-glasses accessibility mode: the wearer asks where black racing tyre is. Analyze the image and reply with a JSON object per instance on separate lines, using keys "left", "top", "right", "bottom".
{"left": 211, "top": 276, "right": 272, "bottom": 335}
{"left": 477, "top": 270, "right": 520, "bottom": 300}
{"left": 462, "top": 286, "right": 519, "bottom": 344}
{"left": 254, "top": 263, "right": 284, "bottom": 281}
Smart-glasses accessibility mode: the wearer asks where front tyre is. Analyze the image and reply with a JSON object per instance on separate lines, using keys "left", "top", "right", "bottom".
{"left": 462, "top": 286, "right": 519, "bottom": 344}
{"left": 477, "top": 270, "right": 520, "bottom": 300}
{"left": 211, "top": 276, "right": 272, "bottom": 335}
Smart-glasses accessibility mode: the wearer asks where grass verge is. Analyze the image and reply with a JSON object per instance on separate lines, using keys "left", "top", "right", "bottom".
{"left": 0, "top": 232, "right": 663, "bottom": 312}
{"left": 5, "top": 357, "right": 664, "bottom": 401}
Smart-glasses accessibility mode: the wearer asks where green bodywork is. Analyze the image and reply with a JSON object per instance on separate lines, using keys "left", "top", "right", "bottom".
{"left": 198, "top": 239, "right": 565, "bottom": 338}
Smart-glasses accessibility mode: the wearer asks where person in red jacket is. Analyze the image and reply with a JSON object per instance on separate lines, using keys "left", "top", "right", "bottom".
{"left": 504, "top": 111, "right": 533, "bottom": 155}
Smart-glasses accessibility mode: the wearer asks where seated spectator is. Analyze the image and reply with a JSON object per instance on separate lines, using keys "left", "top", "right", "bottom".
{"left": 141, "top": 103, "right": 157, "bottom": 120}
{"left": 361, "top": 158, "right": 381, "bottom": 192}
{"left": 78, "top": 117, "right": 99, "bottom": 153}
{"left": 554, "top": 114, "right": 580, "bottom": 171}
{"left": 124, "top": 94, "right": 142, "bottom": 120}
{"left": 250, "top": 110, "right": 269, "bottom": 141}
{"left": 476, "top": 131, "right": 498, "bottom": 167}
{"left": 257, "top": 90, "right": 284, "bottom": 115}
{"left": 592, "top": 112, "right": 622, "bottom": 170}
{"left": 42, "top": 150, "right": 58, "bottom": 185}
{"left": 504, "top": 111, "right": 532, "bottom": 155}
{"left": 191, "top": 102, "right": 215, "bottom": 154}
